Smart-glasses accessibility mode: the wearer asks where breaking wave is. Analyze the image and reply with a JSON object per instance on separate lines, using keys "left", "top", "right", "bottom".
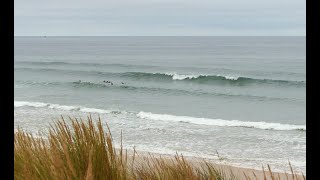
{"left": 15, "top": 67, "right": 305, "bottom": 86}
{"left": 14, "top": 101, "right": 120, "bottom": 114}
{"left": 137, "top": 111, "right": 306, "bottom": 131}
{"left": 14, "top": 101, "right": 305, "bottom": 131}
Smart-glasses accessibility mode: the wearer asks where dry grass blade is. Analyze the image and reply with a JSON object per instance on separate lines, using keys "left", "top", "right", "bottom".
{"left": 267, "top": 164, "right": 275, "bottom": 180}
{"left": 85, "top": 148, "right": 93, "bottom": 180}
{"left": 262, "top": 165, "right": 267, "bottom": 180}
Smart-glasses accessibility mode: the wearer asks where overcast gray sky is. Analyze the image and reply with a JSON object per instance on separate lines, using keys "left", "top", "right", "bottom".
{"left": 14, "top": 0, "right": 305, "bottom": 36}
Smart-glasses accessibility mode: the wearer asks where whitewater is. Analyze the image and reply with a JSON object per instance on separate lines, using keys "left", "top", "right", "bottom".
{"left": 15, "top": 100, "right": 305, "bottom": 131}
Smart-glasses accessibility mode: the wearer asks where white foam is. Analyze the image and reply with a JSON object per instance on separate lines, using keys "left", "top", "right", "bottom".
{"left": 164, "top": 72, "right": 239, "bottom": 81}
{"left": 164, "top": 73, "right": 200, "bottom": 80}
{"left": 14, "top": 101, "right": 48, "bottom": 108}
{"left": 14, "top": 101, "right": 306, "bottom": 131}
{"left": 14, "top": 101, "right": 110, "bottom": 114}
{"left": 137, "top": 111, "right": 306, "bottom": 131}
{"left": 217, "top": 74, "right": 239, "bottom": 80}
{"left": 48, "top": 104, "right": 80, "bottom": 111}
{"left": 80, "top": 108, "right": 111, "bottom": 114}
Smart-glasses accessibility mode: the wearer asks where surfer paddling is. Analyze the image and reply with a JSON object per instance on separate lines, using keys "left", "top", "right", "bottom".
{"left": 103, "top": 80, "right": 113, "bottom": 85}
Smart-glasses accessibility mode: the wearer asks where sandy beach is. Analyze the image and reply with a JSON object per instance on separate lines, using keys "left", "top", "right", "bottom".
{"left": 126, "top": 149, "right": 305, "bottom": 180}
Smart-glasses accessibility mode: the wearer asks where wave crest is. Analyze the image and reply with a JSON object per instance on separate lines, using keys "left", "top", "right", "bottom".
{"left": 15, "top": 66, "right": 305, "bottom": 86}
{"left": 14, "top": 101, "right": 305, "bottom": 131}
{"left": 14, "top": 101, "right": 48, "bottom": 108}
{"left": 14, "top": 101, "right": 114, "bottom": 114}
{"left": 114, "top": 71, "right": 305, "bottom": 86}
{"left": 137, "top": 111, "right": 306, "bottom": 131}
{"left": 164, "top": 73, "right": 240, "bottom": 81}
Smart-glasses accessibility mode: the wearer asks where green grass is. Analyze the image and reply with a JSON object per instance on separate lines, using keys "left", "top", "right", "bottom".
{"left": 14, "top": 115, "right": 305, "bottom": 180}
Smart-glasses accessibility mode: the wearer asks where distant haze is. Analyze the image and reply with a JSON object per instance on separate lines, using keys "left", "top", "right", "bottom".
{"left": 15, "top": 0, "right": 305, "bottom": 36}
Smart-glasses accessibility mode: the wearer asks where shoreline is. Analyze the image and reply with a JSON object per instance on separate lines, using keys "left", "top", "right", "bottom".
{"left": 14, "top": 127, "right": 306, "bottom": 178}
{"left": 124, "top": 149, "right": 305, "bottom": 179}
{"left": 14, "top": 116, "right": 305, "bottom": 179}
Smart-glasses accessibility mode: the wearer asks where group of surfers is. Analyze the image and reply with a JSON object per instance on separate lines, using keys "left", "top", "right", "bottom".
{"left": 77, "top": 80, "right": 125, "bottom": 85}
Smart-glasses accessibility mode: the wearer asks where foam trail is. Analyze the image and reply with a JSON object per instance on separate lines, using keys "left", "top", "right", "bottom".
{"left": 217, "top": 74, "right": 239, "bottom": 80}
{"left": 137, "top": 111, "right": 306, "bottom": 131}
{"left": 14, "top": 101, "right": 48, "bottom": 108}
{"left": 14, "top": 101, "right": 306, "bottom": 131}
{"left": 14, "top": 101, "right": 111, "bottom": 114}
{"left": 80, "top": 108, "right": 110, "bottom": 114}
{"left": 165, "top": 73, "right": 201, "bottom": 80}
{"left": 48, "top": 104, "right": 80, "bottom": 111}
{"left": 165, "top": 73, "right": 240, "bottom": 81}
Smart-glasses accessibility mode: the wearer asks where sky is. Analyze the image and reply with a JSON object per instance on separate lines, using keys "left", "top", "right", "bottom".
{"left": 14, "top": 0, "right": 305, "bottom": 36}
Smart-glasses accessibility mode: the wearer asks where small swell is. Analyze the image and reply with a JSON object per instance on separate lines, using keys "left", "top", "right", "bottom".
{"left": 15, "top": 67, "right": 305, "bottom": 86}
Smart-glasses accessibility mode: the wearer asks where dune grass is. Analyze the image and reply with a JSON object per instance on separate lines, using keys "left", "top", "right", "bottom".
{"left": 14, "top": 115, "right": 305, "bottom": 180}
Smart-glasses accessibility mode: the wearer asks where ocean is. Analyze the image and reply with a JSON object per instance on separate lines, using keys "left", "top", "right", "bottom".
{"left": 14, "top": 36, "right": 306, "bottom": 173}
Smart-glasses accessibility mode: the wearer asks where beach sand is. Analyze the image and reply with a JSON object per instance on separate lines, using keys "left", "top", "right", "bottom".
{"left": 124, "top": 149, "right": 305, "bottom": 180}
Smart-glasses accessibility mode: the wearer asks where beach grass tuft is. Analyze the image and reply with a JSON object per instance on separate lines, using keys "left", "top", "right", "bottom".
{"left": 14, "top": 115, "right": 305, "bottom": 180}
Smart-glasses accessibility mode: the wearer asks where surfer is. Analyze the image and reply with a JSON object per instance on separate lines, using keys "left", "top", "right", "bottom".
{"left": 121, "top": 82, "right": 125, "bottom": 84}
{"left": 103, "top": 80, "right": 113, "bottom": 85}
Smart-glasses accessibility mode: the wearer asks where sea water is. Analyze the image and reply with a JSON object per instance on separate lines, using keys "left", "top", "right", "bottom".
{"left": 14, "top": 36, "right": 306, "bottom": 173}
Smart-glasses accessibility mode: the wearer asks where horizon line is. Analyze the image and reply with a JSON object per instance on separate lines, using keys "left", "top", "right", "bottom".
{"left": 14, "top": 35, "right": 306, "bottom": 37}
